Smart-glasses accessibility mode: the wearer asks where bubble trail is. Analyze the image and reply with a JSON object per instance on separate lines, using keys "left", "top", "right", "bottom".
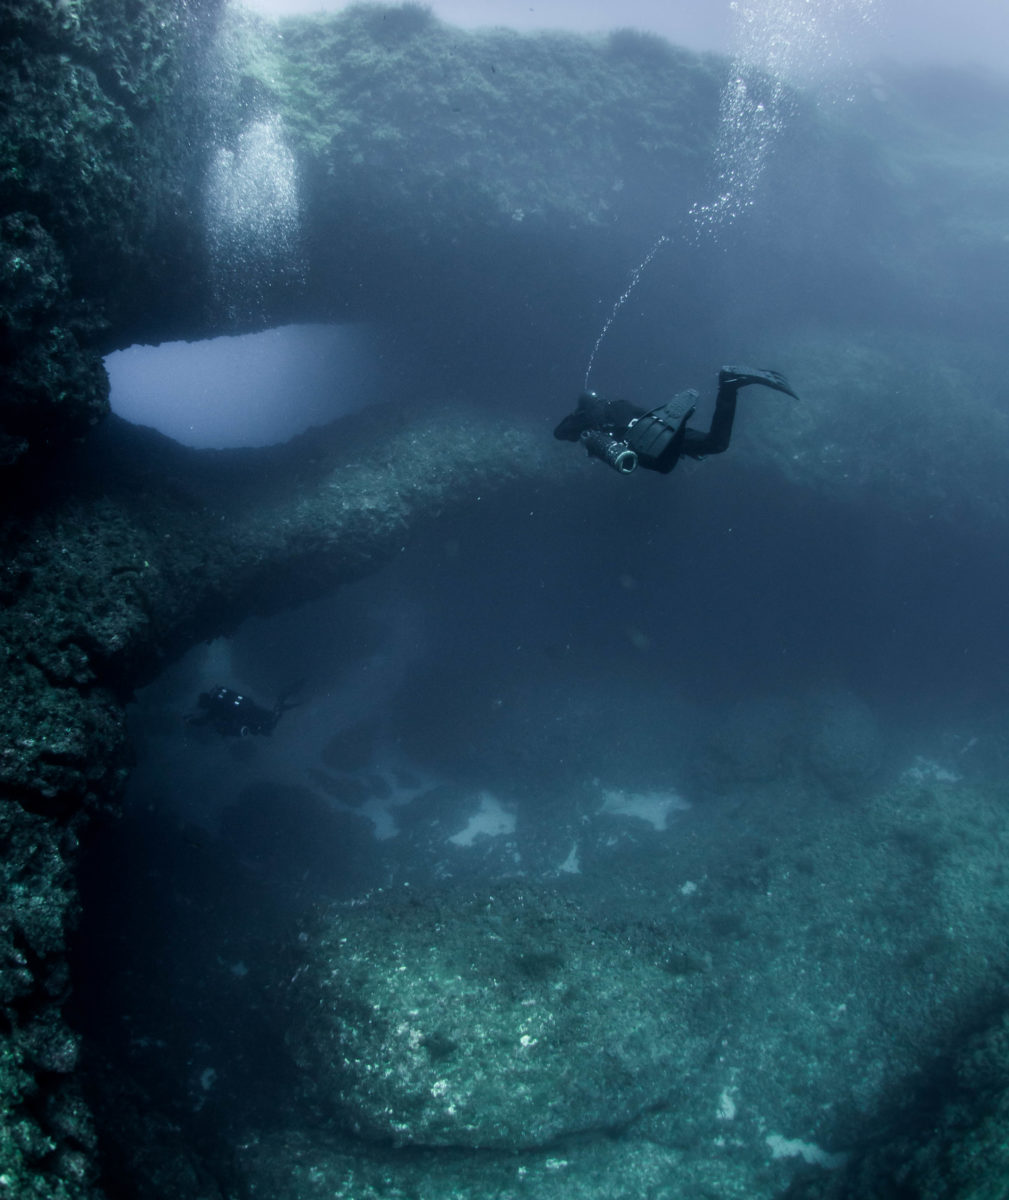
{"left": 583, "top": 0, "right": 877, "bottom": 385}
{"left": 691, "top": 0, "right": 878, "bottom": 238}
{"left": 583, "top": 233, "right": 671, "bottom": 392}
{"left": 204, "top": 114, "right": 303, "bottom": 319}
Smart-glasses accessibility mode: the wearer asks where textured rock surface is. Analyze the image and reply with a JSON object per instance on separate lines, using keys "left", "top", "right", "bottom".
{"left": 786, "top": 1010, "right": 1009, "bottom": 1199}
{"left": 0, "top": 0, "right": 222, "bottom": 455}
{"left": 1, "top": 407, "right": 550, "bottom": 802}
{"left": 285, "top": 882, "right": 711, "bottom": 1148}
{"left": 0, "top": 804, "right": 96, "bottom": 1198}
{"left": 0, "top": 403, "right": 551, "bottom": 1195}
{"left": 230, "top": 760, "right": 1009, "bottom": 1199}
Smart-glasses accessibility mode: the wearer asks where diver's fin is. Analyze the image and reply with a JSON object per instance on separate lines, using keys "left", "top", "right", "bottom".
{"left": 719, "top": 365, "right": 799, "bottom": 399}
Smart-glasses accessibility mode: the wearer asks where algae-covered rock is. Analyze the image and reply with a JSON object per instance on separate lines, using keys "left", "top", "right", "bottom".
{"left": 0, "top": 213, "right": 108, "bottom": 459}
{"left": 737, "top": 325, "right": 1009, "bottom": 528}
{"left": 285, "top": 882, "right": 709, "bottom": 1148}
{"left": 268, "top": 5, "right": 722, "bottom": 233}
{"left": 0, "top": 0, "right": 221, "bottom": 456}
{"left": 246, "top": 757, "right": 1009, "bottom": 1197}
{"left": 0, "top": 799, "right": 97, "bottom": 1199}
{"left": 0, "top": 401, "right": 553, "bottom": 1195}
{"left": 787, "top": 1010, "right": 1009, "bottom": 1200}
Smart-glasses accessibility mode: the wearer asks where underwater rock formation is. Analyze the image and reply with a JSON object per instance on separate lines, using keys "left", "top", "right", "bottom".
{"left": 737, "top": 325, "right": 1009, "bottom": 530}
{"left": 785, "top": 1008, "right": 1009, "bottom": 1199}
{"left": 2, "top": 408, "right": 550, "bottom": 799}
{"left": 227, "top": 762, "right": 1009, "bottom": 1199}
{"left": 285, "top": 882, "right": 709, "bottom": 1148}
{"left": 4, "top": 0, "right": 1009, "bottom": 1194}
{"left": 0, "top": 0, "right": 732, "bottom": 465}
{"left": 0, "top": 0, "right": 223, "bottom": 457}
{"left": 0, "top": 3, "right": 717, "bottom": 1189}
{"left": 0, "top": 403, "right": 550, "bottom": 1195}
{"left": 805, "top": 688, "right": 882, "bottom": 799}
{"left": 4, "top": 0, "right": 1007, "bottom": 526}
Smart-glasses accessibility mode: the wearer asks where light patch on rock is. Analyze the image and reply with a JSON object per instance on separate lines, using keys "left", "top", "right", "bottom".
{"left": 448, "top": 792, "right": 516, "bottom": 847}
{"left": 766, "top": 1133, "right": 847, "bottom": 1169}
{"left": 600, "top": 788, "right": 690, "bottom": 831}
{"left": 338, "top": 760, "right": 442, "bottom": 841}
{"left": 557, "top": 842, "right": 581, "bottom": 874}
{"left": 357, "top": 786, "right": 420, "bottom": 841}
{"left": 900, "top": 756, "right": 961, "bottom": 785}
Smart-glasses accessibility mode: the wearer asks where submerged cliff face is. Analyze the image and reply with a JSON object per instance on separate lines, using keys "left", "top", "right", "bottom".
{"left": 0, "top": 5, "right": 720, "bottom": 1191}
{"left": 0, "top": 0, "right": 732, "bottom": 462}
{"left": 5, "top": 0, "right": 1009, "bottom": 497}
{"left": 0, "top": 0, "right": 225, "bottom": 459}
{"left": 0, "top": 1, "right": 212, "bottom": 1191}
{"left": 0, "top": 399, "right": 551, "bottom": 1194}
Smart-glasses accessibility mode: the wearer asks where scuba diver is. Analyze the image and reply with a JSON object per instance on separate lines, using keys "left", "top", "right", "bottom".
{"left": 185, "top": 683, "right": 302, "bottom": 738}
{"left": 554, "top": 365, "right": 798, "bottom": 475}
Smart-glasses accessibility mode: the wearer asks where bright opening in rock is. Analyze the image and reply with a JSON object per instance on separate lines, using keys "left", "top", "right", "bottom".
{"left": 105, "top": 323, "right": 385, "bottom": 449}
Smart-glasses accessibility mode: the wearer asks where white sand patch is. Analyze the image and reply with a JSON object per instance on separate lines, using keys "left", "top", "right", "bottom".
{"left": 599, "top": 788, "right": 690, "bottom": 831}
{"left": 717, "top": 1087, "right": 737, "bottom": 1121}
{"left": 335, "top": 759, "right": 442, "bottom": 841}
{"left": 356, "top": 790, "right": 414, "bottom": 841}
{"left": 900, "top": 756, "right": 961, "bottom": 785}
{"left": 557, "top": 842, "right": 581, "bottom": 874}
{"left": 766, "top": 1134, "right": 847, "bottom": 1169}
{"left": 448, "top": 792, "right": 516, "bottom": 847}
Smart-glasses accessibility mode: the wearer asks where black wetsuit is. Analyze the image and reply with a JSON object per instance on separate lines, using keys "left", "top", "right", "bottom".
{"left": 554, "top": 366, "right": 797, "bottom": 475}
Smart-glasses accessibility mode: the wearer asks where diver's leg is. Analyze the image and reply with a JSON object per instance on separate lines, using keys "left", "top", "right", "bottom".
{"left": 682, "top": 377, "right": 738, "bottom": 457}
{"left": 683, "top": 366, "right": 798, "bottom": 458}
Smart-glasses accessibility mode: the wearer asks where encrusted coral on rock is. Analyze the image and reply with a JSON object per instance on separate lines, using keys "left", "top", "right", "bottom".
{"left": 285, "top": 882, "right": 711, "bottom": 1148}
{"left": 0, "top": 401, "right": 551, "bottom": 1194}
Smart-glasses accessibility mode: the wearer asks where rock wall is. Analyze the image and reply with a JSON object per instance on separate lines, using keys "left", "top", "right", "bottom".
{"left": 0, "top": 5, "right": 720, "bottom": 1189}
{"left": 0, "top": 0, "right": 734, "bottom": 464}
{"left": 0, "top": 399, "right": 553, "bottom": 1194}
{"left": 0, "top": 0, "right": 224, "bottom": 457}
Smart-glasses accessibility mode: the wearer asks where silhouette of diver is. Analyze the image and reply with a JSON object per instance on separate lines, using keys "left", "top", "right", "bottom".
{"left": 554, "top": 365, "right": 798, "bottom": 474}
{"left": 185, "top": 683, "right": 302, "bottom": 738}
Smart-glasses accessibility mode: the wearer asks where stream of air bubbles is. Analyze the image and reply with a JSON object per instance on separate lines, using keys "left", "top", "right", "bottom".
{"left": 583, "top": 0, "right": 876, "bottom": 390}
